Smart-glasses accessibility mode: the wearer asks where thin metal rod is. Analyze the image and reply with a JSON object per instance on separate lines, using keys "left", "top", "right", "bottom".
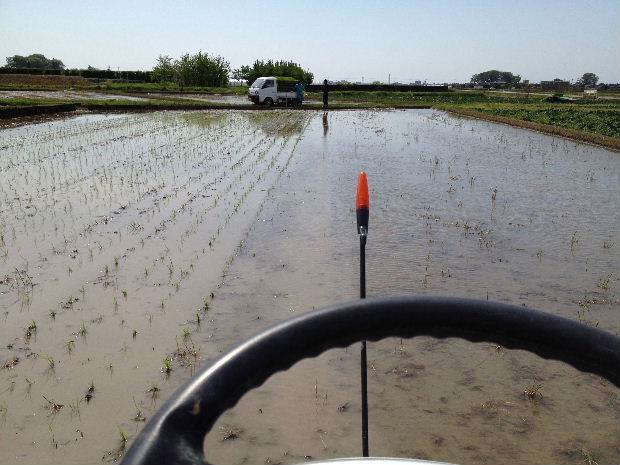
{"left": 360, "top": 233, "right": 369, "bottom": 457}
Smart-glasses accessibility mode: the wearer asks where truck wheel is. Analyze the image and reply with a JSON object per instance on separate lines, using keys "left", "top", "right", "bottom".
{"left": 263, "top": 98, "right": 273, "bottom": 108}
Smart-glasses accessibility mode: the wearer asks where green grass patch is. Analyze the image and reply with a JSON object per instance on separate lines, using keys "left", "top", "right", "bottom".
{"left": 469, "top": 107, "right": 620, "bottom": 139}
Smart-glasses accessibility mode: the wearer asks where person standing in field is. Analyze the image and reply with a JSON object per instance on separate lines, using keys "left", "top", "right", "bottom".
{"left": 295, "top": 81, "right": 305, "bottom": 106}
{"left": 323, "top": 79, "right": 329, "bottom": 109}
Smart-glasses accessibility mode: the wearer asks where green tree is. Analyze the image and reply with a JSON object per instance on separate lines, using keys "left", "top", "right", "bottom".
{"left": 151, "top": 55, "right": 176, "bottom": 83}
{"left": 244, "top": 60, "right": 313, "bottom": 85}
{"left": 471, "top": 70, "right": 520, "bottom": 85}
{"left": 579, "top": 72, "right": 598, "bottom": 87}
{"left": 151, "top": 52, "right": 230, "bottom": 87}
{"left": 5, "top": 53, "right": 65, "bottom": 70}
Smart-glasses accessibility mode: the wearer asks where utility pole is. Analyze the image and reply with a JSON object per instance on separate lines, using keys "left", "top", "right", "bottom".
{"left": 388, "top": 73, "right": 390, "bottom": 85}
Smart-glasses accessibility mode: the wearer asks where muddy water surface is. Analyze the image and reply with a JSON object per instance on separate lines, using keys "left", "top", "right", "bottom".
{"left": 0, "top": 110, "right": 618, "bottom": 465}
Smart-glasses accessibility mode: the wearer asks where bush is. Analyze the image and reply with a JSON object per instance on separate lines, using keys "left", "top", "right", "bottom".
{"left": 152, "top": 52, "right": 229, "bottom": 87}
{"left": 239, "top": 60, "right": 313, "bottom": 85}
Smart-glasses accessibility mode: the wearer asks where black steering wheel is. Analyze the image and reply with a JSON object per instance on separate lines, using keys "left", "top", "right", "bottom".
{"left": 121, "top": 296, "right": 620, "bottom": 465}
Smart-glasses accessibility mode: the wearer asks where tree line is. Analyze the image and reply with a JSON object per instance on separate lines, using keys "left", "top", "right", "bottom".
{"left": 2, "top": 52, "right": 314, "bottom": 87}
{"left": 151, "top": 54, "right": 313, "bottom": 87}
{"left": 5, "top": 54, "right": 65, "bottom": 70}
{"left": 471, "top": 69, "right": 599, "bottom": 87}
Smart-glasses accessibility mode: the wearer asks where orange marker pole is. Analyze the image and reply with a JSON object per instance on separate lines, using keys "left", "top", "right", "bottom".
{"left": 356, "top": 171, "right": 370, "bottom": 457}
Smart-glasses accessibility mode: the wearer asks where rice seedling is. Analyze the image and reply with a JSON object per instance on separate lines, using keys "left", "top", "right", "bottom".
{"left": 42, "top": 395, "right": 64, "bottom": 413}
{"left": 25, "top": 377, "right": 34, "bottom": 393}
{"left": 69, "top": 398, "right": 82, "bottom": 416}
{"left": 41, "top": 354, "right": 56, "bottom": 370}
{"left": 581, "top": 448, "right": 598, "bottom": 465}
{"left": 0, "top": 402, "right": 7, "bottom": 423}
{"left": 597, "top": 274, "right": 612, "bottom": 292}
{"left": 79, "top": 322, "right": 88, "bottom": 338}
{"left": 24, "top": 320, "right": 37, "bottom": 340}
{"left": 65, "top": 339, "right": 75, "bottom": 353}
{"left": 104, "top": 425, "right": 129, "bottom": 459}
{"left": 570, "top": 231, "right": 579, "bottom": 251}
{"left": 162, "top": 357, "right": 173, "bottom": 374}
{"left": 84, "top": 380, "right": 95, "bottom": 402}
{"left": 146, "top": 383, "right": 160, "bottom": 400}
{"left": 129, "top": 396, "right": 146, "bottom": 422}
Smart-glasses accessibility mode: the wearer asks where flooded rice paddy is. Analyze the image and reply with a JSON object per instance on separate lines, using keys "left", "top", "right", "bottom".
{"left": 0, "top": 109, "right": 618, "bottom": 465}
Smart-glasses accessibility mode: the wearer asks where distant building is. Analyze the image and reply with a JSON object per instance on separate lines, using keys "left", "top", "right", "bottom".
{"left": 541, "top": 79, "right": 570, "bottom": 91}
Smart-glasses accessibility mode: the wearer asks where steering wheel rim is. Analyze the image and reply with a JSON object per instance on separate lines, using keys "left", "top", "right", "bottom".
{"left": 121, "top": 295, "right": 620, "bottom": 465}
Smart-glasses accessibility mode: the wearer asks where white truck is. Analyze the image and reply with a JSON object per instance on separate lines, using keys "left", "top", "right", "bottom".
{"left": 248, "top": 76, "right": 302, "bottom": 106}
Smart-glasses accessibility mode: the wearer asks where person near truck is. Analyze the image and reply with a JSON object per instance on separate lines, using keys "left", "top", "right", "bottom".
{"left": 322, "top": 79, "right": 329, "bottom": 109}
{"left": 295, "top": 82, "right": 305, "bottom": 106}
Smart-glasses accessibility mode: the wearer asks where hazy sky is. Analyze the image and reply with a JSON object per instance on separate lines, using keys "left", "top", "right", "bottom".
{"left": 1, "top": 0, "right": 619, "bottom": 83}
